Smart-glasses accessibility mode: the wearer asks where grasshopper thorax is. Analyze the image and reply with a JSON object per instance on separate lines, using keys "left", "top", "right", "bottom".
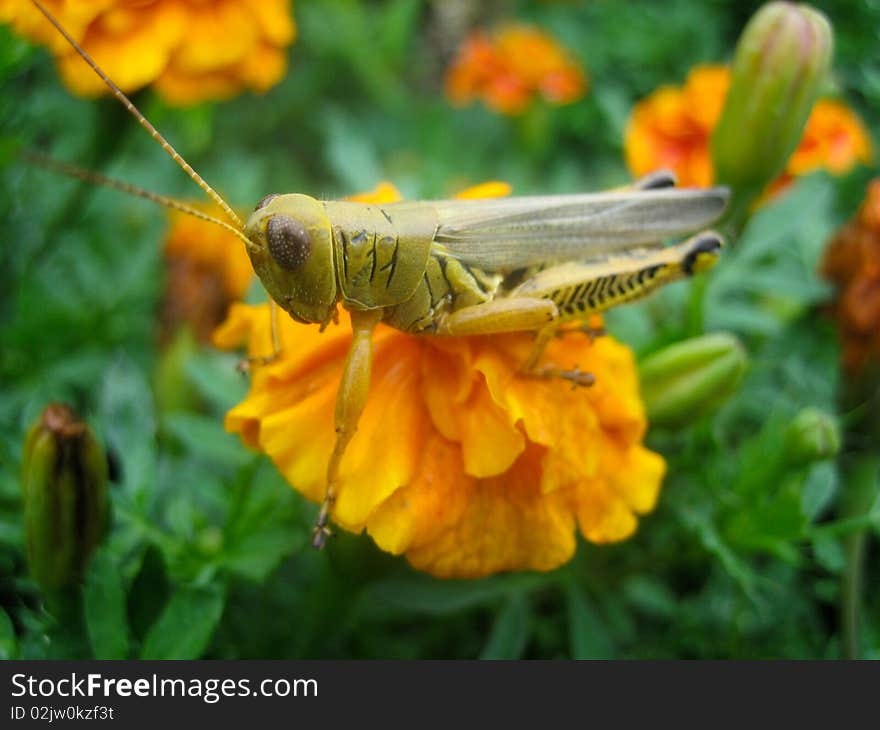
{"left": 244, "top": 193, "right": 339, "bottom": 324}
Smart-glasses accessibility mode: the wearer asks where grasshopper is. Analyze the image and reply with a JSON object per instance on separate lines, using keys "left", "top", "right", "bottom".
{"left": 29, "top": 0, "right": 728, "bottom": 549}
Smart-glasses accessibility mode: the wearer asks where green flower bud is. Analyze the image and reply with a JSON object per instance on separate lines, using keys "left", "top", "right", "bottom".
{"left": 21, "top": 404, "right": 108, "bottom": 592}
{"left": 785, "top": 407, "right": 841, "bottom": 465}
{"left": 711, "top": 2, "right": 832, "bottom": 224}
{"left": 640, "top": 333, "right": 748, "bottom": 428}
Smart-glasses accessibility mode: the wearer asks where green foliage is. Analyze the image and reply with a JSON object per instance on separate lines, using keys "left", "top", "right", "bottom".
{"left": 0, "top": 0, "right": 877, "bottom": 660}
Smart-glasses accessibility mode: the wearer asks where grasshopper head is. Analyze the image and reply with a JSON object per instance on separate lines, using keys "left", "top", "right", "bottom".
{"left": 244, "top": 193, "right": 338, "bottom": 324}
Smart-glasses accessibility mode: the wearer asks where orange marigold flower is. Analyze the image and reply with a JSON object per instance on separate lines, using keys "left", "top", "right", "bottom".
{"left": 212, "top": 184, "right": 664, "bottom": 578}
{"left": 821, "top": 179, "right": 880, "bottom": 373}
{"left": 625, "top": 65, "right": 873, "bottom": 190}
{"left": 160, "top": 203, "right": 253, "bottom": 343}
{"left": 445, "top": 24, "right": 587, "bottom": 115}
{"left": 0, "top": 0, "right": 296, "bottom": 105}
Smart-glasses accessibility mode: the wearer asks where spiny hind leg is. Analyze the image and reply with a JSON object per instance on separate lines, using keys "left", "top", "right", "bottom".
{"left": 312, "top": 308, "right": 382, "bottom": 549}
{"left": 436, "top": 298, "right": 594, "bottom": 387}
{"left": 555, "top": 317, "right": 606, "bottom": 343}
{"left": 523, "top": 325, "right": 595, "bottom": 388}
{"left": 236, "top": 298, "right": 283, "bottom": 374}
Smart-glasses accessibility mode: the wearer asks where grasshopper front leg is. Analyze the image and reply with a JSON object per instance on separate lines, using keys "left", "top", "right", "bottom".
{"left": 237, "top": 299, "right": 283, "bottom": 374}
{"left": 312, "top": 307, "right": 383, "bottom": 548}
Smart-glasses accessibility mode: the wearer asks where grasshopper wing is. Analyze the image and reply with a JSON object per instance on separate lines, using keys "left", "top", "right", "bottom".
{"left": 426, "top": 188, "right": 728, "bottom": 270}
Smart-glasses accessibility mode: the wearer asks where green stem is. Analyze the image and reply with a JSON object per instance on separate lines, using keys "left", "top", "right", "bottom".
{"left": 839, "top": 454, "right": 879, "bottom": 659}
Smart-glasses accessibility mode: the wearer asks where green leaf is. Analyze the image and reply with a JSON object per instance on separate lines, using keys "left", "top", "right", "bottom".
{"left": 480, "top": 593, "right": 532, "bottom": 660}
{"left": 162, "top": 412, "right": 250, "bottom": 470}
{"left": 358, "top": 573, "right": 549, "bottom": 617}
{"left": 83, "top": 548, "right": 129, "bottom": 660}
{"left": 802, "top": 462, "right": 838, "bottom": 521}
{"left": 184, "top": 352, "right": 249, "bottom": 412}
{"left": 812, "top": 534, "right": 846, "bottom": 574}
{"left": 220, "top": 527, "right": 307, "bottom": 583}
{"left": 140, "top": 585, "right": 225, "bottom": 660}
{"left": 0, "top": 606, "right": 17, "bottom": 660}
{"left": 622, "top": 576, "right": 677, "bottom": 619}
{"left": 566, "top": 581, "right": 614, "bottom": 659}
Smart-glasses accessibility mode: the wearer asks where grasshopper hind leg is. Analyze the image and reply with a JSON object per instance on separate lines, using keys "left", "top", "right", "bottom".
{"left": 436, "top": 298, "right": 596, "bottom": 387}
{"left": 522, "top": 325, "right": 596, "bottom": 388}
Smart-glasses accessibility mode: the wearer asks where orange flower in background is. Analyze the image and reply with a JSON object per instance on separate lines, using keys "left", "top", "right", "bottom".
{"left": 625, "top": 65, "right": 872, "bottom": 190}
{"left": 821, "top": 180, "right": 880, "bottom": 373}
{"left": 213, "top": 184, "right": 664, "bottom": 579}
{"left": 160, "top": 203, "right": 253, "bottom": 343}
{"left": 0, "top": 0, "right": 296, "bottom": 105}
{"left": 445, "top": 24, "right": 587, "bottom": 115}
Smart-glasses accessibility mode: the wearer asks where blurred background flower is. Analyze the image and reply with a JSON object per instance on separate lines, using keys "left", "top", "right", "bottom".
{"left": 445, "top": 24, "right": 587, "bottom": 114}
{"left": 625, "top": 65, "right": 871, "bottom": 191}
{"left": 0, "top": 0, "right": 296, "bottom": 104}
{"left": 822, "top": 179, "right": 880, "bottom": 373}
{"left": 159, "top": 203, "right": 254, "bottom": 344}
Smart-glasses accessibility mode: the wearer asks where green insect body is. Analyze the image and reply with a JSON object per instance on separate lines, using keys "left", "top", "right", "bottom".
{"left": 244, "top": 189, "right": 726, "bottom": 338}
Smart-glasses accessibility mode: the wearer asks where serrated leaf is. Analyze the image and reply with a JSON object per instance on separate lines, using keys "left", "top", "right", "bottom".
{"left": 140, "top": 585, "right": 225, "bottom": 660}
{"left": 83, "top": 548, "right": 129, "bottom": 659}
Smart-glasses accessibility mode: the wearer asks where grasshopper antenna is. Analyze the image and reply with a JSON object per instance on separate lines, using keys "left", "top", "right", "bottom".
{"left": 23, "top": 150, "right": 256, "bottom": 251}
{"left": 30, "top": 0, "right": 244, "bottom": 231}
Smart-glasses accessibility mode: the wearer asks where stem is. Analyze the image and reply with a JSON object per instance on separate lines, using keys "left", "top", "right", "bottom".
{"left": 718, "top": 187, "right": 758, "bottom": 242}
{"left": 839, "top": 454, "right": 879, "bottom": 659}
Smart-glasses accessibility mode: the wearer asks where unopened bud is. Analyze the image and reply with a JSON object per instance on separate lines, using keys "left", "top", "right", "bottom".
{"left": 640, "top": 333, "right": 748, "bottom": 427}
{"left": 711, "top": 2, "right": 832, "bottom": 216}
{"left": 785, "top": 407, "right": 840, "bottom": 465}
{"left": 21, "top": 404, "right": 108, "bottom": 592}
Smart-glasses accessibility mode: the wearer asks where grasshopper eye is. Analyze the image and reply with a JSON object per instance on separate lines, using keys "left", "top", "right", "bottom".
{"left": 254, "top": 194, "right": 279, "bottom": 211}
{"left": 266, "top": 214, "right": 311, "bottom": 270}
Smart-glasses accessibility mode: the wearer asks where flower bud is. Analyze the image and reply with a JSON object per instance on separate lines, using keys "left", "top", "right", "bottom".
{"left": 784, "top": 407, "right": 841, "bottom": 465}
{"left": 711, "top": 3, "right": 832, "bottom": 214}
{"left": 21, "top": 404, "right": 108, "bottom": 592}
{"left": 640, "top": 333, "right": 747, "bottom": 428}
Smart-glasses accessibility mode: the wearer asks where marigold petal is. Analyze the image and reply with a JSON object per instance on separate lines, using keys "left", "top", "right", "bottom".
{"left": 233, "top": 42, "right": 288, "bottom": 94}
{"left": 575, "top": 477, "right": 639, "bottom": 543}
{"left": 404, "top": 444, "right": 577, "bottom": 578}
{"left": 57, "top": 3, "right": 186, "bottom": 96}
{"left": 367, "top": 433, "right": 472, "bottom": 555}
{"left": 456, "top": 380, "right": 525, "bottom": 478}
{"left": 453, "top": 181, "right": 512, "bottom": 199}
{"left": 243, "top": 0, "right": 296, "bottom": 46}
{"left": 346, "top": 182, "right": 404, "bottom": 204}
{"left": 212, "top": 301, "right": 258, "bottom": 351}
